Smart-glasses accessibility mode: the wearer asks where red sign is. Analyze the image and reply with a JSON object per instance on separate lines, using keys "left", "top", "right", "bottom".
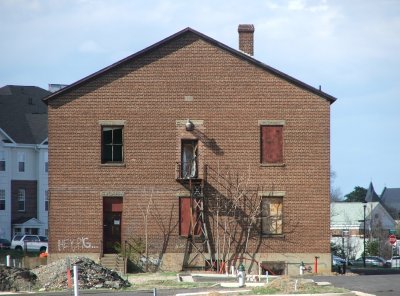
{"left": 389, "top": 234, "right": 397, "bottom": 245}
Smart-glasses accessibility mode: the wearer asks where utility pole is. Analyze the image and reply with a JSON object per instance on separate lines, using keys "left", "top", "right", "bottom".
{"left": 363, "top": 202, "right": 367, "bottom": 268}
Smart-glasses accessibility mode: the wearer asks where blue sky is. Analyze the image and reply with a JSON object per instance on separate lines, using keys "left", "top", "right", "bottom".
{"left": 1, "top": 0, "right": 399, "bottom": 197}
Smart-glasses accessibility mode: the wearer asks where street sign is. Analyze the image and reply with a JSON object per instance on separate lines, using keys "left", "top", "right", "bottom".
{"left": 389, "top": 234, "right": 397, "bottom": 245}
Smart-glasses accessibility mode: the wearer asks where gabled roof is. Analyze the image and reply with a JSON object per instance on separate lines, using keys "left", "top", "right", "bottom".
{"left": 43, "top": 27, "right": 337, "bottom": 104}
{"left": 365, "top": 182, "right": 380, "bottom": 202}
{"left": 12, "top": 217, "right": 44, "bottom": 226}
{"left": 381, "top": 187, "right": 400, "bottom": 214}
{"left": 0, "top": 85, "right": 50, "bottom": 144}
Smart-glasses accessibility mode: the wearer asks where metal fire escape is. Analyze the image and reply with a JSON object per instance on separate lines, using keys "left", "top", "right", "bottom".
{"left": 176, "top": 163, "right": 214, "bottom": 270}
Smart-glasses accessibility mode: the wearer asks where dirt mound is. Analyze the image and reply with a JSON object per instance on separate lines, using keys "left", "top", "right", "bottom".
{"left": 32, "top": 256, "right": 130, "bottom": 291}
{"left": 0, "top": 266, "right": 37, "bottom": 292}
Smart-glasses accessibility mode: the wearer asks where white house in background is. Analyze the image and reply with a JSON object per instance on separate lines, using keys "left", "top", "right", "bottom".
{"left": 0, "top": 85, "right": 50, "bottom": 240}
{"left": 331, "top": 201, "right": 396, "bottom": 259}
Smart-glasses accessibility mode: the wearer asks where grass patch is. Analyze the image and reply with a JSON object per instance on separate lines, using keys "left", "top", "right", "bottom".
{"left": 248, "top": 277, "right": 349, "bottom": 295}
{"left": 128, "top": 279, "right": 214, "bottom": 290}
{"left": 126, "top": 272, "right": 215, "bottom": 290}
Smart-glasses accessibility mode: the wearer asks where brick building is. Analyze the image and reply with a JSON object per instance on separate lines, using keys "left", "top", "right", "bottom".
{"left": 44, "top": 25, "right": 336, "bottom": 275}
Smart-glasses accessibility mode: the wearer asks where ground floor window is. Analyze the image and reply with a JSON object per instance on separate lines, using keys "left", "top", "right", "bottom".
{"left": 261, "top": 196, "right": 283, "bottom": 235}
{"left": 0, "top": 189, "right": 5, "bottom": 210}
{"left": 24, "top": 228, "right": 39, "bottom": 235}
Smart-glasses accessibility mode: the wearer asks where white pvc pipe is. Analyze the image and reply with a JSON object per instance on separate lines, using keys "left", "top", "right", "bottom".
{"left": 231, "top": 265, "right": 235, "bottom": 276}
{"left": 6, "top": 255, "right": 10, "bottom": 267}
{"left": 73, "top": 265, "right": 79, "bottom": 296}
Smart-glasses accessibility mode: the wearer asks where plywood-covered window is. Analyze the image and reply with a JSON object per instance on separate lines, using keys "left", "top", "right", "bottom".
{"left": 261, "top": 196, "right": 283, "bottom": 235}
{"left": 261, "top": 125, "right": 284, "bottom": 164}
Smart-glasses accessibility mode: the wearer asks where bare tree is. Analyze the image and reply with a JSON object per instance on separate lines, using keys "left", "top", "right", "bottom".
{"left": 330, "top": 170, "right": 343, "bottom": 202}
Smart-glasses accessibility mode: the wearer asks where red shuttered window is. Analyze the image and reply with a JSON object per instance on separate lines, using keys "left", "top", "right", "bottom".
{"left": 261, "top": 125, "right": 283, "bottom": 164}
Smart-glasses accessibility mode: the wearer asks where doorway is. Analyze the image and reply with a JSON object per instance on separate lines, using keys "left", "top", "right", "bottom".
{"left": 181, "top": 140, "right": 198, "bottom": 179}
{"left": 103, "top": 197, "right": 122, "bottom": 253}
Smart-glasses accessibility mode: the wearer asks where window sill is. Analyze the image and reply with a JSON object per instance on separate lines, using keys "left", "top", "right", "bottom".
{"left": 260, "top": 163, "right": 285, "bottom": 167}
{"left": 261, "top": 234, "right": 285, "bottom": 239}
{"left": 99, "top": 163, "right": 126, "bottom": 168}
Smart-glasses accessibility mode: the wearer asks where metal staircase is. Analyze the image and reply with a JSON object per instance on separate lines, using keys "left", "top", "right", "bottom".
{"left": 177, "top": 164, "right": 214, "bottom": 270}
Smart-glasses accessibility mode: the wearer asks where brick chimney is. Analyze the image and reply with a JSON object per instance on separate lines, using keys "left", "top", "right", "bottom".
{"left": 238, "top": 24, "right": 255, "bottom": 56}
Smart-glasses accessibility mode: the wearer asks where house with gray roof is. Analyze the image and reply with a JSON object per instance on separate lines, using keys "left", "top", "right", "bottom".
{"left": 365, "top": 182, "right": 380, "bottom": 202}
{"left": 380, "top": 187, "right": 400, "bottom": 220}
{"left": 0, "top": 85, "right": 50, "bottom": 240}
{"left": 331, "top": 201, "right": 396, "bottom": 259}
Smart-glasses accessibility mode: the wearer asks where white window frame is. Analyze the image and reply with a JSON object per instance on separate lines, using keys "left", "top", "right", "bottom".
{"left": 0, "top": 151, "right": 5, "bottom": 171}
{"left": 18, "top": 189, "right": 25, "bottom": 212}
{"left": 45, "top": 190, "right": 49, "bottom": 211}
{"left": 44, "top": 151, "right": 48, "bottom": 173}
{"left": 0, "top": 189, "right": 5, "bottom": 211}
{"left": 18, "top": 152, "right": 25, "bottom": 172}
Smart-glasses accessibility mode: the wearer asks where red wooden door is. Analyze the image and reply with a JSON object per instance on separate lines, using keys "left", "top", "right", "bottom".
{"left": 179, "top": 197, "right": 201, "bottom": 237}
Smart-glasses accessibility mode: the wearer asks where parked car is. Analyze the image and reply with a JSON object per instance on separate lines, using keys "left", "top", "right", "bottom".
{"left": 387, "top": 256, "right": 400, "bottom": 268}
{"left": 332, "top": 255, "right": 348, "bottom": 273}
{"left": 11, "top": 235, "right": 48, "bottom": 253}
{"left": 351, "top": 256, "right": 391, "bottom": 268}
{"left": 0, "top": 238, "right": 11, "bottom": 249}
{"left": 332, "top": 255, "right": 346, "bottom": 266}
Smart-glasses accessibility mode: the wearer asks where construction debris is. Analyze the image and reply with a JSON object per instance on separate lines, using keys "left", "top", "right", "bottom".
{"left": 2, "top": 256, "right": 130, "bottom": 291}
{"left": 0, "top": 266, "right": 37, "bottom": 292}
{"left": 32, "top": 256, "right": 131, "bottom": 291}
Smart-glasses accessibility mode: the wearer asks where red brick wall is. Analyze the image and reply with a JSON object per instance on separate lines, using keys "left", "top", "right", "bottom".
{"left": 11, "top": 180, "right": 37, "bottom": 223}
{"left": 47, "top": 32, "right": 331, "bottom": 258}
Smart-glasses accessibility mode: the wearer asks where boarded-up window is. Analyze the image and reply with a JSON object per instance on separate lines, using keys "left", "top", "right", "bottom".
{"left": 179, "top": 197, "right": 201, "bottom": 237}
{"left": 261, "top": 197, "right": 283, "bottom": 235}
{"left": 261, "top": 125, "right": 283, "bottom": 164}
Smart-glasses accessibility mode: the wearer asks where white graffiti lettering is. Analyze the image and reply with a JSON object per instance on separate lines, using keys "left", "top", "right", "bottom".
{"left": 57, "top": 237, "right": 97, "bottom": 252}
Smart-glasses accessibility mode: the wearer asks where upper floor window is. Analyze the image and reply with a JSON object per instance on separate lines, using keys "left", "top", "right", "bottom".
{"left": 261, "top": 193, "right": 284, "bottom": 235}
{"left": 0, "top": 151, "right": 5, "bottom": 171}
{"left": 0, "top": 189, "right": 5, "bottom": 210}
{"left": 18, "top": 152, "right": 25, "bottom": 172}
{"left": 181, "top": 140, "right": 198, "bottom": 179}
{"left": 17, "top": 189, "right": 25, "bottom": 211}
{"left": 260, "top": 120, "right": 285, "bottom": 165}
{"left": 45, "top": 190, "right": 49, "bottom": 211}
{"left": 101, "top": 126, "right": 123, "bottom": 163}
{"left": 44, "top": 152, "right": 48, "bottom": 173}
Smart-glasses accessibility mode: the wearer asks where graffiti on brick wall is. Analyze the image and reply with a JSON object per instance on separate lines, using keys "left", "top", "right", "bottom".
{"left": 57, "top": 237, "right": 98, "bottom": 252}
